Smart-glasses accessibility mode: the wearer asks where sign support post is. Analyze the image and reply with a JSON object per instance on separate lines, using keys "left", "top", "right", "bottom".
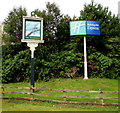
{"left": 21, "top": 15, "right": 44, "bottom": 92}
{"left": 83, "top": 36, "right": 88, "bottom": 79}
{"left": 70, "top": 20, "right": 100, "bottom": 80}
{"left": 27, "top": 42, "right": 39, "bottom": 92}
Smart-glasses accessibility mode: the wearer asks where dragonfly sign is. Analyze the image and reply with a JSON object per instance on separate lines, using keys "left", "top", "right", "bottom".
{"left": 21, "top": 16, "right": 44, "bottom": 92}
{"left": 22, "top": 16, "right": 43, "bottom": 42}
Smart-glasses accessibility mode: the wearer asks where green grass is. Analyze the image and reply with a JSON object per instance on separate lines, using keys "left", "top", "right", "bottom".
{"left": 2, "top": 99, "right": 119, "bottom": 111}
{"left": 2, "top": 78, "right": 119, "bottom": 111}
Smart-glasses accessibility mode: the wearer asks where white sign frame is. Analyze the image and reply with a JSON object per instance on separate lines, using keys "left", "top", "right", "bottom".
{"left": 21, "top": 16, "right": 44, "bottom": 43}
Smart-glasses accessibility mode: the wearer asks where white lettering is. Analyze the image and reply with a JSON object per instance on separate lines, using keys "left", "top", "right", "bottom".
{"left": 87, "top": 24, "right": 99, "bottom": 26}
{"left": 87, "top": 27, "right": 99, "bottom": 30}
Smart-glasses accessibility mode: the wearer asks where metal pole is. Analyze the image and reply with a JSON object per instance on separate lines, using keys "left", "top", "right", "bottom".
{"left": 27, "top": 43, "right": 39, "bottom": 92}
{"left": 31, "top": 50, "right": 35, "bottom": 92}
{"left": 84, "top": 36, "right": 88, "bottom": 79}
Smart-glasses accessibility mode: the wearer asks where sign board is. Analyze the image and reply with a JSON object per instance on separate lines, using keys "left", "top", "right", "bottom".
{"left": 70, "top": 21, "right": 86, "bottom": 36}
{"left": 22, "top": 16, "right": 44, "bottom": 43}
{"left": 70, "top": 20, "right": 100, "bottom": 80}
{"left": 86, "top": 21, "right": 100, "bottom": 35}
{"left": 70, "top": 21, "right": 100, "bottom": 36}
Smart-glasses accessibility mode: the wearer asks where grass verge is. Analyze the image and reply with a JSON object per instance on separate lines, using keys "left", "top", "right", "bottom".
{"left": 2, "top": 78, "right": 119, "bottom": 111}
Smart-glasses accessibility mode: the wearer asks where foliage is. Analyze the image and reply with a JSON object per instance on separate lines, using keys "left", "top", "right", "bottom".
{"left": 2, "top": 44, "right": 82, "bottom": 83}
{"left": 2, "top": 2, "right": 120, "bottom": 83}
{"left": 80, "top": 1, "right": 120, "bottom": 52}
{"left": 34, "top": 2, "right": 63, "bottom": 42}
{"left": 2, "top": 44, "right": 30, "bottom": 83}
{"left": 79, "top": 1, "right": 120, "bottom": 79}
{"left": 2, "top": 50, "right": 30, "bottom": 83}
{"left": 2, "top": 43, "right": 27, "bottom": 59}
{"left": 33, "top": 2, "right": 71, "bottom": 53}
{"left": 88, "top": 50, "right": 120, "bottom": 79}
{"left": 1, "top": 33, "right": 12, "bottom": 45}
{"left": 35, "top": 50, "right": 82, "bottom": 81}
{"left": 3, "top": 6, "right": 27, "bottom": 44}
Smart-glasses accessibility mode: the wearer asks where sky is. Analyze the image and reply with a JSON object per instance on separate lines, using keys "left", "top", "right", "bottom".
{"left": 0, "top": 0, "right": 120, "bottom": 22}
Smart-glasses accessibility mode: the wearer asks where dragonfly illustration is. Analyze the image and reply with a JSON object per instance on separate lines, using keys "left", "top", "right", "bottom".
{"left": 26, "top": 22, "right": 40, "bottom": 37}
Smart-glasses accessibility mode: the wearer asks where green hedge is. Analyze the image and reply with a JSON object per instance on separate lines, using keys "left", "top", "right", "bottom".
{"left": 2, "top": 43, "right": 119, "bottom": 83}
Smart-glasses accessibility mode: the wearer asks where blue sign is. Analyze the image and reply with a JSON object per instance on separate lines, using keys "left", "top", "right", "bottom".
{"left": 70, "top": 21, "right": 100, "bottom": 36}
{"left": 86, "top": 21, "right": 100, "bottom": 35}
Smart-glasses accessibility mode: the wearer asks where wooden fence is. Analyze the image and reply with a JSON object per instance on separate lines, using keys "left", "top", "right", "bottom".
{"left": 0, "top": 86, "right": 120, "bottom": 106}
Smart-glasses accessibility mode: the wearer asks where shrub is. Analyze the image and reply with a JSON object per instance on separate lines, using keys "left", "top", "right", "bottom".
{"left": 88, "top": 51, "right": 120, "bottom": 79}
{"left": 2, "top": 49, "right": 30, "bottom": 83}
{"left": 35, "top": 50, "right": 83, "bottom": 81}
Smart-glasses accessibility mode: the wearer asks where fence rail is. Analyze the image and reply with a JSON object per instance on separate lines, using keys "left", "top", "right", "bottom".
{"left": 1, "top": 86, "right": 120, "bottom": 106}
{"left": 1, "top": 86, "right": 119, "bottom": 93}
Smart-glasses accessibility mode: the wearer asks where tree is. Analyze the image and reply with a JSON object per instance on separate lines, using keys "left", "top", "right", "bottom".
{"left": 34, "top": 2, "right": 63, "bottom": 41}
{"left": 80, "top": 1, "right": 120, "bottom": 53}
{"left": 2, "top": 2, "right": 120, "bottom": 83}
{"left": 79, "top": 1, "right": 120, "bottom": 79}
{"left": 3, "top": 6, "right": 27, "bottom": 44}
{"left": 34, "top": 2, "right": 71, "bottom": 51}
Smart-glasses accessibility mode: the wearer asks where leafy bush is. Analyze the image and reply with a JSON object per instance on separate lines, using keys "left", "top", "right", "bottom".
{"left": 88, "top": 51, "right": 120, "bottom": 79}
{"left": 2, "top": 43, "right": 27, "bottom": 59}
{"left": 2, "top": 49, "right": 30, "bottom": 83}
{"left": 2, "top": 42, "right": 83, "bottom": 83}
{"left": 35, "top": 50, "right": 83, "bottom": 81}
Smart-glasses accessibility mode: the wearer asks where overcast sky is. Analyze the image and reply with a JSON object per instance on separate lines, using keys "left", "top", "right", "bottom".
{"left": 0, "top": 0, "right": 119, "bottom": 22}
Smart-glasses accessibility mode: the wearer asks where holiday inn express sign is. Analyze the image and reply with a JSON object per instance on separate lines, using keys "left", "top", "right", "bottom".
{"left": 70, "top": 21, "right": 100, "bottom": 36}
{"left": 70, "top": 20, "right": 100, "bottom": 79}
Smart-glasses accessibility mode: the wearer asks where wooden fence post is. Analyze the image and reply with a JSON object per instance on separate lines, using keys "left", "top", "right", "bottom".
{"left": 63, "top": 89, "right": 67, "bottom": 102}
{"left": 100, "top": 88, "right": 104, "bottom": 106}
{"left": 30, "top": 86, "right": 34, "bottom": 101}
{"left": 2, "top": 85, "right": 4, "bottom": 97}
